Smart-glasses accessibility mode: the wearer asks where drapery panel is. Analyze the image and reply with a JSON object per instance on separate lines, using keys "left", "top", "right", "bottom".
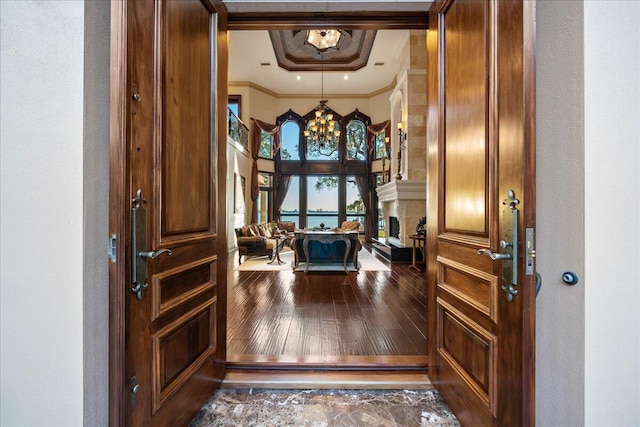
{"left": 251, "top": 120, "right": 280, "bottom": 223}
{"left": 273, "top": 174, "right": 292, "bottom": 222}
{"left": 354, "top": 174, "right": 373, "bottom": 242}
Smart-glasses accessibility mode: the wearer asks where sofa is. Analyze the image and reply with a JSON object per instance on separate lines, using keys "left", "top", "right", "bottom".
{"left": 234, "top": 223, "right": 286, "bottom": 264}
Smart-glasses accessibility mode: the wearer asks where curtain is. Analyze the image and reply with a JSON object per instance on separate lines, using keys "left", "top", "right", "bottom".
{"left": 251, "top": 120, "right": 280, "bottom": 223}
{"left": 366, "top": 120, "right": 390, "bottom": 156}
{"left": 273, "top": 174, "right": 292, "bottom": 222}
{"left": 354, "top": 174, "right": 373, "bottom": 242}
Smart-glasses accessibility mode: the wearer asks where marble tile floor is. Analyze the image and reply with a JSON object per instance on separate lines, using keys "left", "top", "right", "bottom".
{"left": 190, "top": 388, "right": 460, "bottom": 427}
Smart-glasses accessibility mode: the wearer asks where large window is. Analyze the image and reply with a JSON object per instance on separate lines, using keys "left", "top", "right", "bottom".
{"left": 307, "top": 176, "right": 339, "bottom": 228}
{"left": 280, "top": 121, "right": 299, "bottom": 161}
{"left": 273, "top": 108, "right": 372, "bottom": 236}
{"left": 280, "top": 176, "right": 300, "bottom": 226}
{"left": 346, "top": 175, "right": 365, "bottom": 231}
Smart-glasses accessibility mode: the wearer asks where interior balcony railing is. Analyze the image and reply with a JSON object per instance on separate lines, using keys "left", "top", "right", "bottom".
{"left": 228, "top": 108, "right": 249, "bottom": 151}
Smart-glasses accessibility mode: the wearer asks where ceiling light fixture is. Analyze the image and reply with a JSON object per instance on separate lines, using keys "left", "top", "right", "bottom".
{"left": 306, "top": 29, "right": 342, "bottom": 52}
{"left": 304, "top": 52, "right": 341, "bottom": 157}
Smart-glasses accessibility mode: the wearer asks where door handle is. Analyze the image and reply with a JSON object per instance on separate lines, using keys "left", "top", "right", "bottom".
{"left": 477, "top": 248, "right": 512, "bottom": 261}
{"left": 138, "top": 248, "right": 172, "bottom": 259}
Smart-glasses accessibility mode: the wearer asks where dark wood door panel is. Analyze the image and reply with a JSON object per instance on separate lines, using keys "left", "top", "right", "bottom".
{"left": 442, "top": 0, "right": 490, "bottom": 236}
{"left": 159, "top": 0, "right": 214, "bottom": 241}
{"left": 437, "top": 256, "right": 499, "bottom": 322}
{"left": 152, "top": 299, "right": 217, "bottom": 413}
{"left": 151, "top": 256, "right": 217, "bottom": 321}
{"left": 437, "top": 297, "right": 496, "bottom": 425}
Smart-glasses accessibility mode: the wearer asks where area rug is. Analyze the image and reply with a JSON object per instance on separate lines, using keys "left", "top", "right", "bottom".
{"left": 235, "top": 248, "right": 390, "bottom": 272}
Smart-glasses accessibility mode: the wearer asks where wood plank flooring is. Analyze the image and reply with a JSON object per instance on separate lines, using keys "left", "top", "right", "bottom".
{"left": 227, "top": 244, "right": 428, "bottom": 368}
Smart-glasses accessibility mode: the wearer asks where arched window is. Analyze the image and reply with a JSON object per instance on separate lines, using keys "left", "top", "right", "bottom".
{"left": 306, "top": 120, "right": 341, "bottom": 161}
{"left": 346, "top": 120, "right": 367, "bottom": 160}
{"left": 280, "top": 121, "right": 300, "bottom": 161}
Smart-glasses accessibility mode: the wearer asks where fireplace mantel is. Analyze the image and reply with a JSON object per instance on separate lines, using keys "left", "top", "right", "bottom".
{"left": 375, "top": 179, "right": 426, "bottom": 249}
{"left": 376, "top": 180, "right": 426, "bottom": 202}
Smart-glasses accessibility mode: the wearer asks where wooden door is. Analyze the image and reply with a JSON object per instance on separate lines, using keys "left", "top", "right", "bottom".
{"left": 110, "top": 0, "right": 228, "bottom": 425}
{"left": 426, "top": 1, "right": 536, "bottom": 426}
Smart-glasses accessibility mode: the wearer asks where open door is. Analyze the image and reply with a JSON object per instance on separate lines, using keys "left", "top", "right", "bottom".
{"left": 109, "top": 0, "right": 228, "bottom": 425}
{"left": 426, "top": 1, "right": 536, "bottom": 426}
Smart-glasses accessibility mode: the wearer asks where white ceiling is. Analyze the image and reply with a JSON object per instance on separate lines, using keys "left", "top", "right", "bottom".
{"left": 228, "top": 30, "right": 410, "bottom": 96}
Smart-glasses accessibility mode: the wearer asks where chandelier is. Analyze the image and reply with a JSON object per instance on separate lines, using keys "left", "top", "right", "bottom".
{"left": 304, "top": 51, "right": 341, "bottom": 157}
{"left": 306, "top": 29, "right": 342, "bottom": 51}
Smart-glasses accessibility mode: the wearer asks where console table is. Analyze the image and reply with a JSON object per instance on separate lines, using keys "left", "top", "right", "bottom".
{"left": 291, "top": 231, "right": 360, "bottom": 274}
{"left": 408, "top": 234, "right": 426, "bottom": 271}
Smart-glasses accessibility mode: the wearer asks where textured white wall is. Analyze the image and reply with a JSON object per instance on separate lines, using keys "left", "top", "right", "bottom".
{"left": 0, "top": 1, "right": 85, "bottom": 425}
{"left": 584, "top": 1, "right": 640, "bottom": 425}
{"left": 537, "top": 1, "right": 640, "bottom": 426}
{"left": 83, "top": 0, "right": 111, "bottom": 425}
{"left": 535, "top": 2, "right": 586, "bottom": 425}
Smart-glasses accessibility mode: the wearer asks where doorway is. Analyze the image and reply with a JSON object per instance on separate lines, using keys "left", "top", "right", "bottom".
{"left": 226, "top": 24, "right": 430, "bottom": 373}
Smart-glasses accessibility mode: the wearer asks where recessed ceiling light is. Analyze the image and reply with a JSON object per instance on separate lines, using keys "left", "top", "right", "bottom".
{"left": 296, "top": 75, "right": 301, "bottom": 81}
{"left": 343, "top": 75, "right": 349, "bottom": 80}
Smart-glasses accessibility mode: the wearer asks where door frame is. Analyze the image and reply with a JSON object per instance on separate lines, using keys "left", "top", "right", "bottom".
{"left": 108, "top": 1, "right": 228, "bottom": 425}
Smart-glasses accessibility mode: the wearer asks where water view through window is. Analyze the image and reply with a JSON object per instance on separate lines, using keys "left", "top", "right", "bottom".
{"left": 280, "top": 175, "right": 364, "bottom": 231}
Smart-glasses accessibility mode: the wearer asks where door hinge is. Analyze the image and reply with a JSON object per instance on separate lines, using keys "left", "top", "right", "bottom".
{"left": 130, "top": 375, "right": 140, "bottom": 409}
{"left": 108, "top": 234, "right": 117, "bottom": 263}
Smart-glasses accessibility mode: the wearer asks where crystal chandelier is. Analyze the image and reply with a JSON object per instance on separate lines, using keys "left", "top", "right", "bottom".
{"left": 304, "top": 52, "right": 341, "bottom": 157}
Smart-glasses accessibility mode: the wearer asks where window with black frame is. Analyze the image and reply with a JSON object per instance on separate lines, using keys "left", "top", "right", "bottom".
{"left": 274, "top": 109, "right": 371, "bottom": 235}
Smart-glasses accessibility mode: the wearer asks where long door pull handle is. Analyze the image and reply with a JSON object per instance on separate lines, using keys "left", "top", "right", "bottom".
{"left": 477, "top": 248, "right": 511, "bottom": 261}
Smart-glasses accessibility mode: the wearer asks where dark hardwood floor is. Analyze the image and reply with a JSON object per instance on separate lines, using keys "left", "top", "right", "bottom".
{"left": 227, "top": 244, "right": 428, "bottom": 369}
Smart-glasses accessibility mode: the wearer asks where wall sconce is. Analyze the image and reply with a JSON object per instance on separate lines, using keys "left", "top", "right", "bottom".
{"left": 396, "top": 122, "right": 407, "bottom": 180}
{"left": 397, "top": 122, "right": 407, "bottom": 145}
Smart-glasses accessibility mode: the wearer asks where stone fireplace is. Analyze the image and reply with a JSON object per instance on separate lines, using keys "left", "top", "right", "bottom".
{"left": 376, "top": 179, "right": 426, "bottom": 249}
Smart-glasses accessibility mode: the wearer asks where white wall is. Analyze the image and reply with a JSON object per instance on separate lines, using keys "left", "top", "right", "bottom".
{"left": 0, "top": 1, "right": 86, "bottom": 425}
{"left": 83, "top": 0, "right": 111, "bottom": 425}
{"left": 536, "top": 2, "right": 585, "bottom": 425}
{"left": 227, "top": 139, "right": 252, "bottom": 250}
{"left": 584, "top": 1, "right": 640, "bottom": 425}
{"left": 536, "top": 1, "right": 640, "bottom": 426}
